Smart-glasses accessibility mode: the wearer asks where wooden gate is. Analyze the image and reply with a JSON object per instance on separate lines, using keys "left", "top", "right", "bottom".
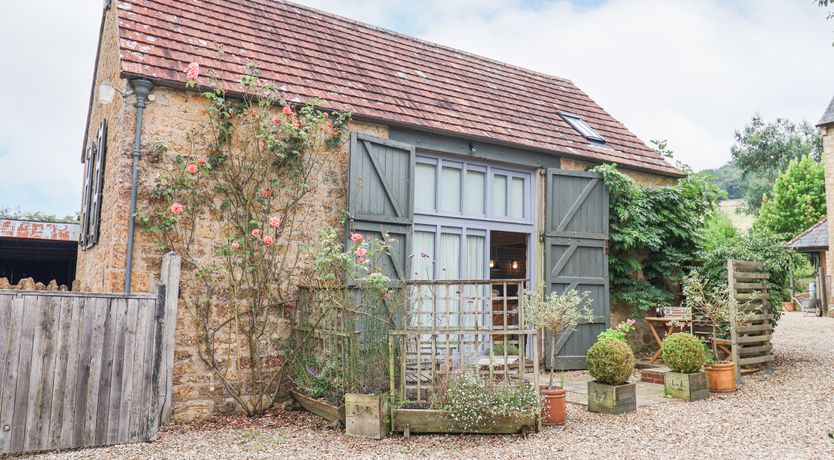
{"left": 543, "top": 169, "right": 610, "bottom": 369}
{"left": 0, "top": 255, "right": 180, "bottom": 455}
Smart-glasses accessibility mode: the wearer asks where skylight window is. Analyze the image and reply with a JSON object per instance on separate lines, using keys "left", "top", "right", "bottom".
{"left": 558, "top": 112, "right": 605, "bottom": 143}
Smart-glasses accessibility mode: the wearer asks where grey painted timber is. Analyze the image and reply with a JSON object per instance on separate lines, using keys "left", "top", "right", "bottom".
{"left": 0, "top": 259, "right": 179, "bottom": 455}
{"left": 544, "top": 169, "right": 610, "bottom": 370}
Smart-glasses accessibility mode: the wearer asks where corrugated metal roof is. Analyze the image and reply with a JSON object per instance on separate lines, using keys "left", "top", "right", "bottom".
{"left": 0, "top": 219, "right": 80, "bottom": 242}
{"left": 114, "top": 0, "right": 682, "bottom": 176}
{"left": 787, "top": 218, "right": 828, "bottom": 252}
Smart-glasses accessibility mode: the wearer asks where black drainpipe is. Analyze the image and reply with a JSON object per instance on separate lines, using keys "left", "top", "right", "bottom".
{"left": 125, "top": 79, "right": 154, "bottom": 293}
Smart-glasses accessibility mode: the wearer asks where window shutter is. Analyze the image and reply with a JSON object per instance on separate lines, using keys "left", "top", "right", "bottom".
{"left": 88, "top": 120, "right": 108, "bottom": 246}
{"left": 79, "top": 143, "right": 96, "bottom": 249}
{"left": 347, "top": 132, "right": 415, "bottom": 281}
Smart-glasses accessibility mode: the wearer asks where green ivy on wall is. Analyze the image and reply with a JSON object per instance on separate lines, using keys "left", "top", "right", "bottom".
{"left": 591, "top": 164, "right": 721, "bottom": 317}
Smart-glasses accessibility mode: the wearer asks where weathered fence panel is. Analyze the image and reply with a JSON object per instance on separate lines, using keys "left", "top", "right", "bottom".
{"left": 0, "top": 253, "right": 180, "bottom": 455}
{"left": 727, "top": 259, "right": 775, "bottom": 380}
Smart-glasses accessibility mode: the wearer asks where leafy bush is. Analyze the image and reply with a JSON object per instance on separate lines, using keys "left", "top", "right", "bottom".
{"left": 434, "top": 368, "right": 541, "bottom": 428}
{"left": 661, "top": 333, "right": 705, "bottom": 373}
{"left": 597, "top": 319, "right": 636, "bottom": 343}
{"left": 699, "top": 232, "right": 801, "bottom": 318}
{"left": 492, "top": 343, "right": 519, "bottom": 356}
{"left": 587, "top": 339, "right": 635, "bottom": 385}
{"left": 702, "top": 214, "right": 740, "bottom": 253}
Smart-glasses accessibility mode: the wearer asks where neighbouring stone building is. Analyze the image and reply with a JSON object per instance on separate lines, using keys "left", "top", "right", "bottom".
{"left": 77, "top": 0, "right": 682, "bottom": 420}
{"left": 818, "top": 95, "right": 834, "bottom": 313}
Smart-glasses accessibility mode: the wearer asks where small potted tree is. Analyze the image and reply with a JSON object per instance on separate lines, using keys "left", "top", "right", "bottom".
{"left": 586, "top": 338, "right": 636, "bottom": 414}
{"left": 661, "top": 332, "right": 708, "bottom": 401}
{"left": 522, "top": 284, "right": 593, "bottom": 425}
{"left": 683, "top": 273, "right": 743, "bottom": 393}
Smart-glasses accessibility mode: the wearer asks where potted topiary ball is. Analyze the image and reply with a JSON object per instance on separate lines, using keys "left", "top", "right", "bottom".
{"left": 586, "top": 338, "right": 636, "bottom": 414}
{"left": 661, "top": 332, "right": 709, "bottom": 401}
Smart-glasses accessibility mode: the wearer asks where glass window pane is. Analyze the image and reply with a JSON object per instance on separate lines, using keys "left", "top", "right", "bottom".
{"left": 415, "top": 163, "right": 436, "bottom": 210}
{"left": 413, "top": 231, "right": 435, "bottom": 280}
{"left": 438, "top": 233, "right": 461, "bottom": 280}
{"left": 440, "top": 167, "right": 461, "bottom": 212}
{"left": 465, "top": 171, "right": 485, "bottom": 216}
{"left": 510, "top": 177, "right": 525, "bottom": 219}
{"left": 493, "top": 175, "right": 507, "bottom": 217}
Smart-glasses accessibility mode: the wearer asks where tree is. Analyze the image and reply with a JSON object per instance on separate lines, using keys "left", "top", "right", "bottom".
{"left": 0, "top": 206, "right": 78, "bottom": 223}
{"left": 729, "top": 115, "right": 822, "bottom": 212}
{"left": 754, "top": 156, "right": 826, "bottom": 238}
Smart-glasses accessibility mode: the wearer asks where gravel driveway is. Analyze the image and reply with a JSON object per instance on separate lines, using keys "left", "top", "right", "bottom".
{"left": 31, "top": 312, "right": 834, "bottom": 459}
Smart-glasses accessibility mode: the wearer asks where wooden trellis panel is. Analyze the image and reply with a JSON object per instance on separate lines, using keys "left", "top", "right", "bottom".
{"left": 728, "top": 259, "right": 775, "bottom": 380}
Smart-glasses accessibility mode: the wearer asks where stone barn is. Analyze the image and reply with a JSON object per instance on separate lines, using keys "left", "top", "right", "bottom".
{"left": 76, "top": 0, "right": 682, "bottom": 419}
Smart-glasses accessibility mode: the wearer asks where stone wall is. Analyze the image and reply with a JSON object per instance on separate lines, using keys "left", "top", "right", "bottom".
{"left": 560, "top": 157, "right": 679, "bottom": 186}
{"left": 74, "top": 5, "right": 139, "bottom": 293}
{"left": 821, "top": 124, "right": 834, "bottom": 311}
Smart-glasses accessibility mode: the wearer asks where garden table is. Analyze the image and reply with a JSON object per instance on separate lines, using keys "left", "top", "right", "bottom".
{"left": 645, "top": 317, "right": 694, "bottom": 364}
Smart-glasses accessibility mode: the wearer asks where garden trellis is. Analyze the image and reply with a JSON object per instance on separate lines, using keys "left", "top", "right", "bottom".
{"left": 388, "top": 279, "right": 539, "bottom": 405}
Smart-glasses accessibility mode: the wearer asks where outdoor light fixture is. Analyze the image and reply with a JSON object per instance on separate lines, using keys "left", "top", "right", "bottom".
{"left": 99, "top": 82, "right": 147, "bottom": 104}
{"left": 489, "top": 259, "right": 495, "bottom": 268}
{"left": 98, "top": 83, "right": 118, "bottom": 104}
{"left": 512, "top": 260, "right": 519, "bottom": 270}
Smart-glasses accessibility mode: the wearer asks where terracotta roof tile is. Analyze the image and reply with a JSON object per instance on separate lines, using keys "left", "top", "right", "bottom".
{"left": 115, "top": 0, "right": 682, "bottom": 176}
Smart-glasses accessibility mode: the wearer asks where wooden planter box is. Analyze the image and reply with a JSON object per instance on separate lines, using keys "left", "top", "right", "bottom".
{"left": 291, "top": 390, "right": 345, "bottom": 426}
{"left": 345, "top": 393, "right": 389, "bottom": 439}
{"left": 587, "top": 381, "right": 636, "bottom": 414}
{"left": 392, "top": 409, "right": 538, "bottom": 436}
{"left": 664, "top": 371, "right": 709, "bottom": 401}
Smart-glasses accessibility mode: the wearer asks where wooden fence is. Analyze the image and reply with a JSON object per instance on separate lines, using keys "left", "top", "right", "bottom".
{"left": 727, "top": 259, "right": 775, "bottom": 380}
{"left": 0, "top": 253, "right": 180, "bottom": 455}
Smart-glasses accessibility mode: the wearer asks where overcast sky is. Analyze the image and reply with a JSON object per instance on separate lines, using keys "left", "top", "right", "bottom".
{"left": 0, "top": 0, "right": 832, "bottom": 217}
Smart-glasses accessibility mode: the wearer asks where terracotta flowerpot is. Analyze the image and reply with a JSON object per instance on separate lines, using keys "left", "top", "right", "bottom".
{"left": 704, "top": 363, "right": 736, "bottom": 393}
{"left": 783, "top": 301, "right": 795, "bottom": 312}
{"left": 541, "top": 388, "right": 567, "bottom": 426}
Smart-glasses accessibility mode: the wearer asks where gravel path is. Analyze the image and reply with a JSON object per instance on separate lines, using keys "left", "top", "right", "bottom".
{"left": 31, "top": 312, "right": 834, "bottom": 459}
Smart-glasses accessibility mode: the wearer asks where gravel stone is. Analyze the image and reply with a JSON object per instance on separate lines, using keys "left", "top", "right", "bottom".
{"left": 30, "top": 313, "right": 834, "bottom": 459}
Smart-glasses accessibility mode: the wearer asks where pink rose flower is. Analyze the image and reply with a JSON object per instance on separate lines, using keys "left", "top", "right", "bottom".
{"left": 626, "top": 318, "right": 636, "bottom": 325}
{"left": 197, "top": 157, "right": 207, "bottom": 165}
{"left": 381, "top": 291, "right": 391, "bottom": 300}
{"left": 269, "top": 217, "right": 282, "bottom": 229}
{"left": 261, "top": 189, "right": 271, "bottom": 198}
{"left": 186, "top": 163, "right": 198, "bottom": 174}
{"left": 271, "top": 115, "right": 281, "bottom": 125}
{"left": 258, "top": 138, "right": 265, "bottom": 152}
{"left": 251, "top": 228, "right": 261, "bottom": 237}
{"left": 231, "top": 241, "right": 241, "bottom": 250}
{"left": 185, "top": 62, "right": 200, "bottom": 81}
{"left": 358, "top": 257, "right": 365, "bottom": 264}
{"left": 170, "top": 203, "right": 184, "bottom": 215}
{"left": 350, "top": 233, "right": 363, "bottom": 244}
{"left": 262, "top": 235, "right": 274, "bottom": 245}
{"left": 356, "top": 247, "right": 367, "bottom": 257}
{"left": 282, "top": 105, "right": 292, "bottom": 116}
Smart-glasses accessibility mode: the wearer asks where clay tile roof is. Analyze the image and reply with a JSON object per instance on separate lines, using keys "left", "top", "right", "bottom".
{"left": 115, "top": 0, "right": 682, "bottom": 176}
{"left": 787, "top": 218, "right": 828, "bottom": 252}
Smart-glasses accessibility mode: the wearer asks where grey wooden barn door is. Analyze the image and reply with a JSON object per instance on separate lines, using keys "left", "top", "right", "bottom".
{"left": 544, "top": 169, "right": 609, "bottom": 369}
{"left": 347, "top": 132, "right": 415, "bottom": 281}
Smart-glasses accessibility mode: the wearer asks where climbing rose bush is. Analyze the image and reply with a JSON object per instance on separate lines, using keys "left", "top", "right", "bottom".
{"left": 139, "top": 63, "right": 353, "bottom": 416}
